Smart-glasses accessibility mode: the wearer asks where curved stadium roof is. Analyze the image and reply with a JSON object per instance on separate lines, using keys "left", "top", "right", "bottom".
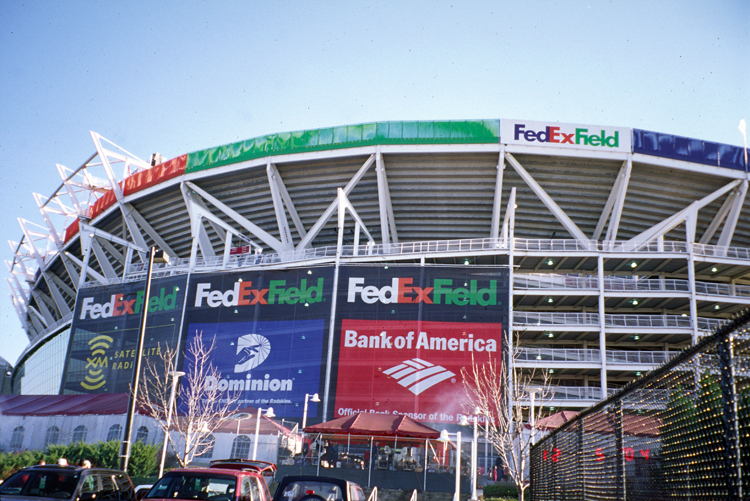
{"left": 8, "top": 119, "right": 750, "bottom": 358}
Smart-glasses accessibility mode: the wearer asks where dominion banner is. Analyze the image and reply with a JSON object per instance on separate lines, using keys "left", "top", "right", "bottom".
{"left": 179, "top": 267, "right": 334, "bottom": 419}
{"left": 60, "top": 275, "right": 187, "bottom": 394}
{"left": 333, "top": 265, "right": 509, "bottom": 424}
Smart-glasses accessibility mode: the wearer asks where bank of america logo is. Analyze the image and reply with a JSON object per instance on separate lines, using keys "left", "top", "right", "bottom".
{"left": 383, "top": 358, "right": 455, "bottom": 395}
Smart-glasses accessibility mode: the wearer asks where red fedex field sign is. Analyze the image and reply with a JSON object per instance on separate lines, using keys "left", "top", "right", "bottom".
{"left": 334, "top": 319, "right": 502, "bottom": 424}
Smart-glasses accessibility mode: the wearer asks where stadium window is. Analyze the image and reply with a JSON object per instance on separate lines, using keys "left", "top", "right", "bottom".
{"left": 72, "top": 425, "right": 88, "bottom": 443}
{"left": 197, "top": 434, "right": 215, "bottom": 459}
{"left": 230, "top": 435, "right": 252, "bottom": 459}
{"left": 10, "top": 426, "right": 25, "bottom": 450}
{"left": 107, "top": 424, "right": 122, "bottom": 442}
{"left": 135, "top": 426, "right": 149, "bottom": 444}
{"left": 45, "top": 426, "right": 60, "bottom": 447}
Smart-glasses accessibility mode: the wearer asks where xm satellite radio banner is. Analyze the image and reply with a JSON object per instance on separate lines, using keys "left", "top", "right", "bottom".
{"left": 179, "top": 267, "right": 334, "bottom": 418}
{"left": 333, "top": 265, "right": 509, "bottom": 424}
{"left": 60, "top": 275, "right": 187, "bottom": 394}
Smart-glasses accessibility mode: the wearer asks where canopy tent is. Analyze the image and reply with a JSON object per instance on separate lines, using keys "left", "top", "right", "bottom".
{"left": 304, "top": 412, "right": 440, "bottom": 439}
{"left": 529, "top": 410, "right": 580, "bottom": 431}
{"left": 211, "top": 406, "right": 297, "bottom": 435}
{"left": 528, "top": 410, "right": 662, "bottom": 437}
{"left": 303, "top": 413, "right": 442, "bottom": 488}
{"left": 0, "top": 394, "right": 138, "bottom": 416}
{"left": 582, "top": 412, "right": 662, "bottom": 438}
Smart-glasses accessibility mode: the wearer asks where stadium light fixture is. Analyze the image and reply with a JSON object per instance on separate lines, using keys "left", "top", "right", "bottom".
{"left": 547, "top": 259, "right": 554, "bottom": 266}
{"left": 527, "top": 388, "right": 543, "bottom": 446}
{"left": 630, "top": 262, "right": 638, "bottom": 268}
{"left": 253, "top": 406, "right": 275, "bottom": 460}
{"left": 459, "top": 408, "right": 480, "bottom": 501}
{"left": 158, "top": 370, "right": 185, "bottom": 477}
{"left": 302, "top": 393, "right": 320, "bottom": 431}
{"left": 231, "top": 412, "right": 253, "bottom": 435}
{"left": 438, "top": 429, "right": 462, "bottom": 501}
{"left": 121, "top": 247, "right": 169, "bottom": 472}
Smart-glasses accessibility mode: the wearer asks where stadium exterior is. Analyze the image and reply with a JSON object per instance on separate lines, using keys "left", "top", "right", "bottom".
{"left": 6, "top": 119, "right": 750, "bottom": 436}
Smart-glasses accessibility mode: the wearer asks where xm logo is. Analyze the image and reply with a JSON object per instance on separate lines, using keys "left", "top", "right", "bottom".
{"left": 234, "top": 334, "right": 271, "bottom": 372}
{"left": 81, "top": 335, "right": 112, "bottom": 390}
{"left": 383, "top": 358, "right": 455, "bottom": 395}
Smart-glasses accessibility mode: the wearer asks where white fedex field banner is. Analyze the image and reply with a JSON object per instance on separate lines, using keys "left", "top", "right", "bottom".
{"left": 501, "top": 119, "right": 631, "bottom": 153}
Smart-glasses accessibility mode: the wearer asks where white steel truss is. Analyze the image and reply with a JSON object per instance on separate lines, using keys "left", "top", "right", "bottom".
{"left": 7, "top": 129, "right": 750, "bottom": 400}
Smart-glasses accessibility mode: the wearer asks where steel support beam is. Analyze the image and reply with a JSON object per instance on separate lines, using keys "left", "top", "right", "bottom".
{"left": 296, "top": 154, "right": 376, "bottom": 250}
{"left": 505, "top": 152, "right": 589, "bottom": 243}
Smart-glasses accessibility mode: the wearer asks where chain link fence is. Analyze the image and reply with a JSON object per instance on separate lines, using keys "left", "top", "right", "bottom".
{"left": 530, "top": 309, "right": 750, "bottom": 500}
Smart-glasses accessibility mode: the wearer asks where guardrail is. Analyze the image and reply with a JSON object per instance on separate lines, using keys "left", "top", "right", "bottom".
{"left": 515, "top": 273, "right": 750, "bottom": 299}
{"left": 514, "top": 348, "right": 679, "bottom": 366}
{"left": 512, "top": 311, "right": 722, "bottom": 330}
{"left": 80, "top": 237, "right": 750, "bottom": 289}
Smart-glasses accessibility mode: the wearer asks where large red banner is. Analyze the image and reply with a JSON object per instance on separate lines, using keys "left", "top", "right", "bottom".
{"left": 334, "top": 319, "right": 502, "bottom": 424}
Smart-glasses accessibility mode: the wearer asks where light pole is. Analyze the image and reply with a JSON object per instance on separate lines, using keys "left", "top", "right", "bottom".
{"left": 439, "top": 430, "right": 462, "bottom": 501}
{"left": 460, "top": 409, "right": 480, "bottom": 501}
{"left": 302, "top": 393, "right": 320, "bottom": 431}
{"left": 121, "top": 247, "right": 169, "bottom": 472}
{"left": 230, "top": 412, "right": 252, "bottom": 436}
{"left": 253, "top": 407, "right": 275, "bottom": 460}
{"left": 528, "top": 387, "right": 542, "bottom": 445}
{"left": 158, "top": 370, "right": 185, "bottom": 477}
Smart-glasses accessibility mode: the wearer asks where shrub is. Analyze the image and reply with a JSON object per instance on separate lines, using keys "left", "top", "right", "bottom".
{"left": 482, "top": 484, "right": 519, "bottom": 499}
{"left": 0, "top": 440, "right": 159, "bottom": 479}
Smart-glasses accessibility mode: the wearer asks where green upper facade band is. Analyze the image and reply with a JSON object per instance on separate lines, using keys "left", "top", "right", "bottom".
{"left": 186, "top": 119, "right": 500, "bottom": 173}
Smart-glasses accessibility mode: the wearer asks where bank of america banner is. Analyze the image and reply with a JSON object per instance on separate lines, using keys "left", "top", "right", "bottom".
{"left": 333, "top": 265, "right": 509, "bottom": 425}
{"left": 60, "top": 275, "right": 187, "bottom": 394}
{"left": 179, "top": 268, "right": 334, "bottom": 418}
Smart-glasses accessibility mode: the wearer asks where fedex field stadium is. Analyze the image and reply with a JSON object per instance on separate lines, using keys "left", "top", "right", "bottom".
{"left": 7, "top": 119, "right": 750, "bottom": 431}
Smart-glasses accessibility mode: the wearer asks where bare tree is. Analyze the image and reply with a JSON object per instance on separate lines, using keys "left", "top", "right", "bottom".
{"left": 137, "top": 332, "right": 240, "bottom": 467}
{"left": 462, "top": 335, "right": 551, "bottom": 501}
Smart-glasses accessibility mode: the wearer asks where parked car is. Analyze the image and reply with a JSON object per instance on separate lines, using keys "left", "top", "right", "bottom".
{"left": 271, "top": 476, "right": 365, "bottom": 501}
{"left": 0, "top": 464, "right": 134, "bottom": 501}
{"left": 208, "top": 460, "right": 277, "bottom": 488}
{"left": 141, "top": 468, "right": 271, "bottom": 501}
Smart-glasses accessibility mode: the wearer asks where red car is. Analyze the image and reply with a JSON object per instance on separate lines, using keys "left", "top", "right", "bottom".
{"left": 141, "top": 468, "right": 271, "bottom": 501}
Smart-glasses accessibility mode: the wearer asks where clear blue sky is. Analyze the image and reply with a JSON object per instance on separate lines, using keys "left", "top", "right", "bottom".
{"left": 1, "top": 0, "right": 748, "bottom": 365}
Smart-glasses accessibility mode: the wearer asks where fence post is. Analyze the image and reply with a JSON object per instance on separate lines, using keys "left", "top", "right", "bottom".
{"left": 577, "top": 419, "right": 584, "bottom": 500}
{"left": 612, "top": 401, "right": 625, "bottom": 501}
{"left": 719, "top": 332, "right": 741, "bottom": 500}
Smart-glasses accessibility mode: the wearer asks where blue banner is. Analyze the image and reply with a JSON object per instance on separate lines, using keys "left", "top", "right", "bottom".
{"left": 179, "top": 268, "right": 333, "bottom": 418}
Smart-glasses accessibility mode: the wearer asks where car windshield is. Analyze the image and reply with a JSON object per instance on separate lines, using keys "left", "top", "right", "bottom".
{"left": 0, "top": 470, "right": 80, "bottom": 499}
{"left": 146, "top": 473, "right": 236, "bottom": 501}
{"left": 278, "top": 481, "right": 343, "bottom": 501}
